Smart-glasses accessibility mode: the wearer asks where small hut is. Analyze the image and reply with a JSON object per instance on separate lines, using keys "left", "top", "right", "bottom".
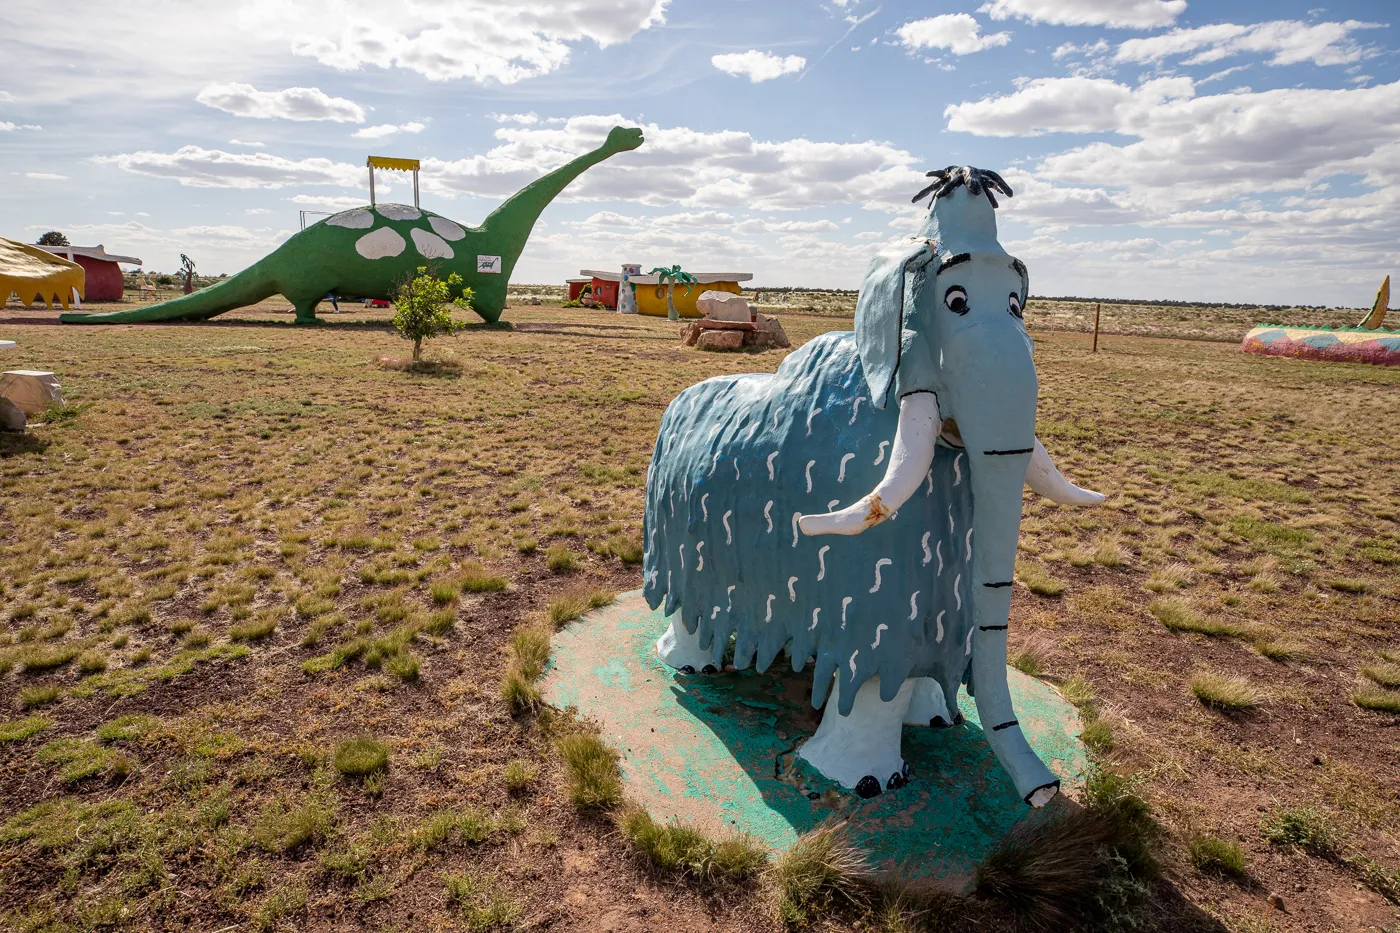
{"left": 36, "top": 244, "right": 142, "bottom": 302}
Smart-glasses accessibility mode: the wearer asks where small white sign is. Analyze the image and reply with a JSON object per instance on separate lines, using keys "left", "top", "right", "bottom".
{"left": 477, "top": 255, "right": 502, "bottom": 274}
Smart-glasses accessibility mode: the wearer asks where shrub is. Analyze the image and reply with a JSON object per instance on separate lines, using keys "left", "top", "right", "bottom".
{"left": 1081, "top": 768, "right": 1158, "bottom": 876}
{"left": 392, "top": 266, "right": 472, "bottom": 361}
{"left": 1190, "top": 671, "right": 1260, "bottom": 711}
{"left": 334, "top": 737, "right": 390, "bottom": 777}
{"left": 1188, "top": 834, "right": 1247, "bottom": 878}
{"left": 1262, "top": 807, "right": 1338, "bottom": 857}
{"left": 556, "top": 732, "right": 622, "bottom": 809}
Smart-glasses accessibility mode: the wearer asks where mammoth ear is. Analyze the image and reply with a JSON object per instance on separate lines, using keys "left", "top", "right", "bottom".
{"left": 855, "top": 237, "right": 936, "bottom": 410}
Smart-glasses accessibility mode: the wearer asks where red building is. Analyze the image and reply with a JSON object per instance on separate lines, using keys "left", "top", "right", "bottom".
{"left": 566, "top": 277, "right": 592, "bottom": 301}
{"left": 37, "top": 244, "right": 142, "bottom": 302}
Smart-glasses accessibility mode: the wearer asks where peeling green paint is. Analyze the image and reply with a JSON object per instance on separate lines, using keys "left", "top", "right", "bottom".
{"left": 542, "top": 591, "right": 1087, "bottom": 888}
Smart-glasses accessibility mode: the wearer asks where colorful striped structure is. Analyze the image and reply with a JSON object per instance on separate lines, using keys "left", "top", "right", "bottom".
{"left": 1243, "top": 276, "right": 1399, "bottom": 366}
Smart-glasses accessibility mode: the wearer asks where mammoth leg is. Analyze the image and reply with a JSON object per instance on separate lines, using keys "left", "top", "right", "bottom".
{"left": 655, "top": 615, "right": 722, "bottom": 675}
{"left": 904, "top": 677, "right": 962, "bottom": 728}
{"left": 799, "top": 675, "right": 915, "bottom": 798}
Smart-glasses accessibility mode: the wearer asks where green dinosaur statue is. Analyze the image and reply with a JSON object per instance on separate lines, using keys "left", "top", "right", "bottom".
{"left": 61, "top": 126, "right": 645, "bottom": 325}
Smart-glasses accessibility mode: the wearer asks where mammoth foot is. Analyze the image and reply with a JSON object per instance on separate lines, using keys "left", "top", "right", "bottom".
{"left": 655, "top": 615, "right": 723, "bottom": 674}
{"left": 799, "top": 676, "right": 915, "bottom": 796}
{"left": 903, "top": 677, "right": 963, "bottom": 728}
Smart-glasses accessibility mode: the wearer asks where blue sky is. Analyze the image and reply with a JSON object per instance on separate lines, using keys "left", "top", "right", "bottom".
{"left": 2, "top": 0, "right": 1397, "bottom": 305}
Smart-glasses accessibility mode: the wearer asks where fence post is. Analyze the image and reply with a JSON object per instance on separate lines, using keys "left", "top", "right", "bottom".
{"left": 1092, "top": 302, "right": 1101, "bottom": 353}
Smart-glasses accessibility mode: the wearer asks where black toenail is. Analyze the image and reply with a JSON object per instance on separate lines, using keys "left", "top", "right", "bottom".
{"left": 930, "top": 715, "right": 950, "bottom": 728}
{"left": 701, "top": 664, "right": 718, "bottom": 674}
{"left": 886, "top": 770, "right": 908, "bottom": 790}
{"left": 679, "top": 665, "right": 696, "bottom": 675}
{"left": 854, "top": 776, "right": 882, "bottom": 798}
{"left": 953, "top": 711, "right": 965, "bottom": 726}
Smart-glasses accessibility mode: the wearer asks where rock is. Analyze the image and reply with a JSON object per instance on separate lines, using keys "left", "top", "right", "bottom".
{"left": 697, "top": 329, "right": 745, "bottom": 351}
{"left": 697, "top": 290, "right": 752, "bottom": 322}
{"left": 1268, "top": 894, "right": 1286, "bottom": 912}
{"left": 682, "top": 323, "right": 701, "bottom": 346}
{"left": 0, "top": 397, "right": 25, "bottom": 432}
{"left": 754, "top": 313, "right": 791, "bottom": 348}
{"left": 0, "top": 370, "right": 64, "bottom": 416}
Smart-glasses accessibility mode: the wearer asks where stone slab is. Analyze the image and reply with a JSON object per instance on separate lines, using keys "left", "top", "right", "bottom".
{"left": 0, "top": 370, "right": 64, "bottom": 416}
{"left": 542, "top": 590, "right": 1087, "bottom": 889}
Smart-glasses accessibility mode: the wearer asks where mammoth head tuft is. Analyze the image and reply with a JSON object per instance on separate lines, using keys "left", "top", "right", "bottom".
{"left": 912, "top": 166, "right": 1014, "bottom": 209}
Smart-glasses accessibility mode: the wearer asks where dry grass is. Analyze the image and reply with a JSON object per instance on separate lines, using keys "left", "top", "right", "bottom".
{"left": 556, "top": 731, "right": 623, "bottom": 809}
{"left": 1191, "top": 671, "right": 1261, "bottom": 711}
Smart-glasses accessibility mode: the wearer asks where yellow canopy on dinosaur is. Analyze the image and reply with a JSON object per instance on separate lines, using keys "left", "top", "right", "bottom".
{"left": 0, "top": 237, "right": 85, "bottom": 310}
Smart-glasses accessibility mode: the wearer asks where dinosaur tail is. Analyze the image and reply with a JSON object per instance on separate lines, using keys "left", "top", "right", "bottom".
{"left": 60, "top": 260, "right": 279, "bottom": 324}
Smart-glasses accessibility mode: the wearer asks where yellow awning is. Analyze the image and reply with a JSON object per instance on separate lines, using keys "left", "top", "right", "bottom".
{"left": 367, "top": 156, "right": 420, "bottom": 172}
{"left": 0, "top": 237, "right": 84, "bottom": 310}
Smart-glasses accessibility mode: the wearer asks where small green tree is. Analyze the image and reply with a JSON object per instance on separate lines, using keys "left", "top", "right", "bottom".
{"left": 37, "top": 231, "right": 69, "bottom": 247}
{"left": 392, "top": 266, "right": 473, "bottom": 361}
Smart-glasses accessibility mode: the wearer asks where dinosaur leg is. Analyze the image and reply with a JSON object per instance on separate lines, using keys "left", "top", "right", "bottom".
{"left": 292, "top": 299, "right": 321, "bottom": 325}
{"left": 655, "top": 614, "right": 723, "bottom": 674}
{"left": 903, "top": 677, "right": 962, "bottom": 727}
{"left": 799, "top": 675, "right": 915, "bottom": 798}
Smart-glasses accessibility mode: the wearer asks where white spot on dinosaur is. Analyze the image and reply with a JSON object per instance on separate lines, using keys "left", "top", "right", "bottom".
{"left": 953, "top": 452, "right": 964, "bottom": 486}
{"left": 817, "top": 545, "right": 830, "bottom": 580}
{"left": 810, "top": 608, "right": 821, "bottom": 631}
{"left": 428, "top": 215, "right": 466, "bottom": 240}
{"left": 722, "top": 510, "right": 733, "bottom": 544}
{"left": 410, "top": 227, "right": 454, "bottom": 260}
{"left": 873, "top": 441, "right": 889, "bottom": 466}
{"left": 734, "top": 459, "right": 740, "bottom": 480}
{"left": 948, "top": 504, "right": 955, "bottom": 536}
{"left": 710, "top": 451, "right": 721, "bottom": 477}
{"left": 850, "top": 397, "right": 864, "bottom": 424}
{"left": 828, "top": 499, "right": 840, "bottom": 510}
{"left": 678, "top": 543, "right": 685, "bottom": 570}
{"left": 872, "top": 623, "right": 888, "bottom": 648}
{"left": 965, "top": 528, "right": 973, "bottom": 562}
{"left": 926, "top": 469, "right": 934, "bottom": 496}
{"left": 327, "top": 208, "right": 373, "bottom": 229}
{"left": 767, "top": 451, "right": 779, "bottom": 480}
{"left": 647, "top": 569, "right": 658, "bottom": 589}
{"left": 954, "top": 573, "right": 962, "bottom": 610}
{"left": 805, "top": 460, "right": 815, "bottom": 493}
{"left": 791, "top": 512, "right": 801, "bottom": 548}
{"left": 806, "top": 407, "right": 822, "bottom": 436}
{"left": 870, "top": 558, "right": 892, "bottom": 593}
{"left": 696, "top": 541, "right": 705, "bottom": 571}
{"left": 772, "top": 405, "right": 784, "bottom": 429}
{"left": 965, "top": 626, "right": 973, "bottom": 656}
{"left": 936, "top": 609, "right": 945, "bottom": 642}
{"left": 921, "top": 532, "right": 932, "bottom": 566}
{"left": 355, "top": 227, "right": 406, "bottom": 259}
{"left": 744, "top": 422, "right": 759, "bottom": 442}
{"left": 936, "top": 541, "right": 944, "bottom": 575}
{"left": 727, "top": 584, "right": 735, "bottom": 610}
{"left": 909, "top": 591, "right": 920, "bottom": 620}
{"left": 669, "top": 491, "right": 674, "bottom": 517}
{"left": 765, "top": 594, "right": 775, "bottom": 622}
{"left": 838, "top": 452, "right": 855, "bottom": 482}
{"left": 711, "top": 606, "right": 721, "bottom": 619}
{"left": 841, "top": 596, "right": 852, "bottom": 626}
{"left": 764, "top": 500, "right": 773, "bottom": 532}
{"left": 788, "top": 576, "right": 799, "bottom": 601}
{"left": 701, "top": 493, "right": 709, "bottom": 521}
{"left": 849, "top": 650, "right": 859, "bottom": 679}
{"left": 376, "top": 203, "right": 421, "bottom": 221}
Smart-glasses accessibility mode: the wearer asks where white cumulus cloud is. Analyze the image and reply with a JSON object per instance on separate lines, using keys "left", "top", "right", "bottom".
{"left": 944, "top": 76, "right": 1195, "bottom": 136}
{"left": 895, "top": 14, "right": 1010, "bottom": 56}
{"left": 228, "top": 138, "right": 265, "bottom": 147}
{"left": 96, "top": 146, "right": 362, "bottom": 189}
{"left": 196, "top": 83, "right": 365, "bottom": 122}
{"left": 1116, "top": 19, "right": 1384, "bottom": 67}
{"left": 0, "top": 122, "right": 41, "bottom": 131}
{"left": 244, "top": 0, "right": 669, "bottom": 84}
{"left": 353, "top": 121, "right": 427, "bottom": 139}
{"left": 978, "top": 0, "right": 1184, "bottom": 29}
{"left": 711, "top": 50, "right": 806, "bottom": 82}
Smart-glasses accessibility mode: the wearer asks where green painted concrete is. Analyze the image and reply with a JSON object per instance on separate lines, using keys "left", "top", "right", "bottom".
{"left": 542, "top": 590, "right": 1088, "bottom": 888}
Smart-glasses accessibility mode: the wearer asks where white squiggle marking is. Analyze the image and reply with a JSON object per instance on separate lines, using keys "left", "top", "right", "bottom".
{"left": 791, "top": 512, "right": 801, "bottom": 548}
{"left": 765, "top": 500, "right": 773, "bottom": 532}
{"left": 909, "top": 591, "right": 920, "bottom": 620}
{"left": 810, "top": 608, "right": 821, "bottom": 631}
{"left": 965, "top": 528, "right": 973, "bottom": 562}
{"left": 849, "top": 650, "right": 859, "bottom": 679}
{"left": 710, "top": 452, "right": 721, "bottom": 477}
{"left": 696, "top": 541, "right": 705, "bottom": 571}
{"left": 682, "top": 475, "right": 688, "bottom": 501}
{"left": 947, "top": 504, "right": 955, "bottom": 536}
{"left": 666, "top": 431, "right": 677, "bottom": 453}
{"left": 871, "top": 624, "right": 888, "bottom": 649}
{"left": 828, "top": 499, "right": 840, "bottom": 510}
{"left": 921, "top": 532, "right": 932, "bottom": 566}
{"left": 647, "top": 570, "right": 659, "bottom": 589}
{"left": 849, "top": 397, "right": 864, "bottom": 424}
{"left": 773, "top": 405, "right": 785, "bottom": 429}
{"left": 870, "top": 558, "right": 892, "bottom": 593}
{"left": 806, "top": 407, "right": 822, "bottom": 436}
{"left": 767, "top": 451, "right": 779, "bottom": 480}
{"left": 936, "top": 610, "right": 945, "bottom": 642}
{"left": 711, "top": 606, "right": 721, "bottom": 619}
{"left": 805, "top": 460, "right": 815, "bottom": 493}
{"left": 667, "top": 570, "right": 671, "bottom": 593}
{"left": 966, "top": 626, "right": 974, "bottom": 656}
{"left": 734, "top": 459, "right": 740, "bottom": 480}
{"left": 678, "top": 543, "right": 685, "bottom": 570}
{"left": 817, "top": 545, "right": 830, "bottom": 580}
{"left": 788, "top": 576, "right": 799, "bottom": 601}
{"left": 745, "top": 422, "right": 760, "bottom": 442}
{"left": 649, "top": 527, "right": 657, "bottom": 548}
{"left": 689, "top": 395, "right": 697, "bottom": 412}
{"left": 926, "top": 469, "right": 934, "bottom": 497}
{"left": 954, "top": 573, "right": 962, "bottom": 611}
{"left": 936, "top": 541, "right": 944, "bottom": 575}
{"left": 701, "top": 493, "right": 709, "bottom": 521}
{"left": 765, "top": 594, "right": 775, "bottom": 622}
{"left": 669, "top": 491, "right": 675, "bottom": 517}
{"left": 838, "top": 452, "right": 855, "bottom": 482}
{"left": 722, "top": 511, "right": 733, "bottom": 544}
{"left": 953, "top": 452, "right": 963, "bottom": 486}
{"left": 841, "top": 596, "right": 853, "bottom": 627}
{"left": 844, "top": 353, "right": 859, "bottom": 374}
{"left": 727, "top": 585, "right": 735, "bottom": 610}
{"left": 873, "top": 441, "right": 889, "bottom": 466}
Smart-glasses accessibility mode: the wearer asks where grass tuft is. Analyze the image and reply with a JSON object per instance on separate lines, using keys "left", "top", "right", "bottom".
{"left": 0, "top": 715, "right": 52, "bottom": 743}
{"left": 253, "top": 796, "right": 336, "bottom": 854}
{"left": 768, "top": 822, "right": 868, "bottom": 926}
{"left": 1360, "top": 664, "right": 1400, "bottom": 689}
{"left": 443, "top": 871, "right": 521, "bottom": 931}
{"left": 459, "top": 562, "right": 508, "bottom": 593}
{"left": 19, "top": 685, "right": 61, "bottom": 709}
{"left": 556, "top": 731, "right": 623, "bottom": 809}
{"left": 975, "top": 808, "right": 1119, "bottom": 929}
{"left": 1188, "top": 834, "right": 1247, "bottom": 878}
{"left": 230, "top": 612, "right": 278, "bottom": 641}
{"left": 1149, "top": 597, "right": 1242, "bottom": 637}
{"left": 1016, "top": 559, "right": 1065, "bottom": 598}
{"left": 503, "top": 758, "right": 536, "bottom": 792}
{"left": 1190, "top": 670, "right": 1260, "bottom": 711}
{"left": 618, "top": 806, "right": 766, "bottom": 881}
{"left": 545, "top": 544, "right": 579, "bottom": 573}
{"left": 1352, "top": 687, "right": 1400, "bottom": 714}
{"left": 1262, "top": 807, "right": 1338, "bottom": 857}
{"left": 547, "top": 588, "right": 615, "bottom": 627}
{"left": 501, "top": 622, "right": 551, "bottom": 712}
{"left": 334, "top": 736, "right": 390, "bottom": 777}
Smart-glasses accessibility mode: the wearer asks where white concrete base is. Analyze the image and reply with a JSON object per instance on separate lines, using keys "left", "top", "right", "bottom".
{"left": 904, "top": 677, "right": 956, "bottom": 726}
{"left": 799, "top": 675, "right": 914, "bottom": 797}
{"left": 655, "top": 615, "right": 724, "bottom": 673}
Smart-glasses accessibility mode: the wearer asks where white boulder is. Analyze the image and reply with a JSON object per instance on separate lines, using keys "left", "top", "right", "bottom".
{"left": 697, "top": 290, "right": 752, "bottom": 322}
{"left": 0, "top": 370, "right": 65, "bottom": 416}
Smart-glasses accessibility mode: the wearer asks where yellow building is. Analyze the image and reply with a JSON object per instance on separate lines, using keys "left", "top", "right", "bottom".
{"left": 630, "top": 271, "right": 753, "bottom": 318}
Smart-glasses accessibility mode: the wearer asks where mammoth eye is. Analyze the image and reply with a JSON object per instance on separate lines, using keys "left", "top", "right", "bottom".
{"left": 944, "top": 286, "right": 968, "bottom": 315}
{"left": 1008, "top": 292, "right": 1023, "bottom": 318}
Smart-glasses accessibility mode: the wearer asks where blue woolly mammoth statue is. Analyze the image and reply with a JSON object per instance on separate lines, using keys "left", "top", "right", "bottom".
{"left": 642, "top": 167, "right": 1106, "bottom": 807}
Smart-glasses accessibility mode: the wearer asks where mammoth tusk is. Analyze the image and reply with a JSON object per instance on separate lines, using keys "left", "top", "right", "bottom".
{"left": 1025, "top": 439, "right": 1106, "bottom": 506}
{"left": 800, "top": 393, "right": 938, "bottom": 537}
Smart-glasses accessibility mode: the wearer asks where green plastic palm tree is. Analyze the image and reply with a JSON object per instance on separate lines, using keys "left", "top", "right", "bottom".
{"left": 649, "top": 265, "right": 698, "bottom": 321}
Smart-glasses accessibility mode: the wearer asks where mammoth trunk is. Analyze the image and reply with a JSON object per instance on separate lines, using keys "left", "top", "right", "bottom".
{"left": 965, "top": 449, "right": 1060, "bottom": 805}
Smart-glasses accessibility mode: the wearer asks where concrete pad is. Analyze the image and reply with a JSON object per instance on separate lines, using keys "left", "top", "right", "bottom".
{"left": 542, "top": 590, "right": 1087, "bottom": 889}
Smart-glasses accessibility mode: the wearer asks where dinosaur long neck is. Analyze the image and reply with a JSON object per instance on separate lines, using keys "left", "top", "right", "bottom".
{"left": 480, "top": 142, "right": 619, "bottom": 266}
